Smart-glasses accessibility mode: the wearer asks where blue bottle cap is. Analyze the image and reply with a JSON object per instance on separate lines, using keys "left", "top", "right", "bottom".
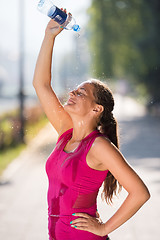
{"left": 73, "top": 24, "right": 80, "bottom": 32}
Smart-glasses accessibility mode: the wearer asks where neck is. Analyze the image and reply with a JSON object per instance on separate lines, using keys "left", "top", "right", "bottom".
{"left": 70, "top": 118, "right": 97, "bottom": 142}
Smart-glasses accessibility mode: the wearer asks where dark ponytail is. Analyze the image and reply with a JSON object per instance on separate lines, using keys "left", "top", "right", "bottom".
{"left": 90, "top": 79, "right": 121, "bottom": 204}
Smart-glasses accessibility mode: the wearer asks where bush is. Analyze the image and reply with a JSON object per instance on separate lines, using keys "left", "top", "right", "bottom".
{"left": 0, "top": 105, "right": 46, "bottom": 150}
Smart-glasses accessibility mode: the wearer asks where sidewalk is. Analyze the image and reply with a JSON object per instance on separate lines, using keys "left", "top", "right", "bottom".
{"left": 0, "top": 95, "right": 160, "bottom": 240}
{"left": 0, "top": 123, "right": 58, "bottom": 240}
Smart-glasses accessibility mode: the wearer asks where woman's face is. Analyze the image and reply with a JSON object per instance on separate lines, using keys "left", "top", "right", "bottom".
{"left": 64, "top": 82, "right": 97, "bottom": 117}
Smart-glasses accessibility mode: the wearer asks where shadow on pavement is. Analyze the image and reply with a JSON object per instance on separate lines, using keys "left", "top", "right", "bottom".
{"left": 119, "top": 114, "right": 160, "bottom": 160}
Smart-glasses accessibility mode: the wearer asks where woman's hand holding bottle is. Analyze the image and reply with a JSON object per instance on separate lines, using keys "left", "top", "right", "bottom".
{"left": 45, "top": 8, "right": 67, "bottom": 38}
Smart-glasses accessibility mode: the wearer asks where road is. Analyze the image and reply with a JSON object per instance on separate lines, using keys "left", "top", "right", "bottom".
{"left": 0, "top": 94, "right": 160, "bottom": 240}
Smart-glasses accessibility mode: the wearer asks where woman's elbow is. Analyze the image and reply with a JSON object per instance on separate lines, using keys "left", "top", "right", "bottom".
{"left": 140, "top": 187, "right": 151, "bottom": 205}
{"left": 144, "top": 189, "right": 151, "bottom": 202}
{"left": 131, "top": 186, "right": 151, "bottom": 206}
{"left": 32, "top": 78, "right": 41, "bottom": 90}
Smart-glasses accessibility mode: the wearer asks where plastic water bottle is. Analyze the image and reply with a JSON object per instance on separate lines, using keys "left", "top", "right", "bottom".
{"left": 37, "top": 0, "right": 80, "bottom": 32}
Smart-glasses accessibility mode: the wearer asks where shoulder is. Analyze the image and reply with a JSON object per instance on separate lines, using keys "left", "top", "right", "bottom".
{"left": 89, "top": 135, "right": 123, "bottom": 170}
{"left": 92, "top": 135, "right": 118, "bottom": 154}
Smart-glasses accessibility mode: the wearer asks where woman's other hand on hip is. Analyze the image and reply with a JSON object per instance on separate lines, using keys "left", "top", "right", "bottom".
{"left": 70, "top": 212, "right": 107, "bottom": 237}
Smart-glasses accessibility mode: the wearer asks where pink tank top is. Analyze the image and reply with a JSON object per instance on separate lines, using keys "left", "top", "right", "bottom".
{"left": 46, "top": 128, "right": 109, "bottom": 240}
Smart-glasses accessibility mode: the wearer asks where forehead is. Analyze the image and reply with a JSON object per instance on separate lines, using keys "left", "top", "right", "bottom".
{"left": 77, "top": 82, "right": 94, "bottom": 94}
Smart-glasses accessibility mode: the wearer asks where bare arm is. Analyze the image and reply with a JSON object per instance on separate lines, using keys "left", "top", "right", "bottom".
{"left": 71, "top": 138, "right": 150, "bottom": 236}
{"left": 91, "top": 138, "right": 150, "bottom": 235}
{"left": 104, "top": 147, "right": 149, "bottom": 235}
{"left": 33, "top": 19, "right": 72, "bottom": 135}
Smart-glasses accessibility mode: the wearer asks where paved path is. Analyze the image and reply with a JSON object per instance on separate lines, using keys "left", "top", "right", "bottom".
{"left": 0, "top": 94, "right": 160, "bottom": 240}
{"left": 0, "top": 124, "right": 57, "bottom": 240}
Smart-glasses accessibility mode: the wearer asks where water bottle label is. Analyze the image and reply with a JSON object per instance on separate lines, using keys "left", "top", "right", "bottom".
{"left": 48, "top": 6, "right": 67, "bottom": 25}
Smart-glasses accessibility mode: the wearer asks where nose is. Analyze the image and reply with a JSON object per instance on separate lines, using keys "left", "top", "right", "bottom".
{"left": 69, "top": 90, "right": 76, "bottom": 96}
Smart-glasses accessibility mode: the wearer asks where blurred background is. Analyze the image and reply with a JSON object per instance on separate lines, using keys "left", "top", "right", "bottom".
{"left": 0, "top": 0, "right": 160, "bottom": 239}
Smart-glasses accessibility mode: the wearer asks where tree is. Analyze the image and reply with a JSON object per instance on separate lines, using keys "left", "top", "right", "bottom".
{"left": 136, "top": 0, "right": 160, "bottom": 102}
{"left": 88, "top": 0, "right": 117, "bottom": 79}
{"left": 88, "top": 0, "right": 160, "bottom": 102}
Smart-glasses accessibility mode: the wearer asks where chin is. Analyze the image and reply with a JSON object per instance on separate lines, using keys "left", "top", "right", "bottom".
{"left": 64, "top": 103, "right": 75, "bottom": 112}
{"left": 64, "top": 104, "right": 81, "bottom": 116}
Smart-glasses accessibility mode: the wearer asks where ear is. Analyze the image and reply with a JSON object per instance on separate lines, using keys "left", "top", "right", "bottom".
{"left": 93, "top": 104, "right": 104, "bottom": 114}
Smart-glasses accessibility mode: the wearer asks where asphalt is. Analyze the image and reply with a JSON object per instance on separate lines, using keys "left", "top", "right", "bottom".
{"left": 0, "top": 94, "right": 160, "bottom": 240}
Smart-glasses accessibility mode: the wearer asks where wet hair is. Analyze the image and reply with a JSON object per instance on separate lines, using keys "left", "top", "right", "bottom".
{"left": 89, "top": 78, "right": 122, "bottom": 204}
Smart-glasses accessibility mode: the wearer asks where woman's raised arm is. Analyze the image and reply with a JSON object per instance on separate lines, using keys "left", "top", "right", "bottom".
{"left": 33, "top": 18, "right": 73, "bottom": 135}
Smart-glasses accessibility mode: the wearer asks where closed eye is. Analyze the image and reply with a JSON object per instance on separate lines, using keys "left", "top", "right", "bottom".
{"left": 77, "top": 91, "right": 84, "bottom": 96}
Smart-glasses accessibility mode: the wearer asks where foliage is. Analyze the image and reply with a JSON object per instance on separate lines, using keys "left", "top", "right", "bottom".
{"left": 0, "top": 105, "right": 47, "bottom": 150}
{"left": 0, "top": 105, "right": 48, "bottom": 175}
{"left": 0, "top": 144, "right": 25, "bottom": 175}
{"left": 88, "top": 0, "right": 160, "bottom": 101}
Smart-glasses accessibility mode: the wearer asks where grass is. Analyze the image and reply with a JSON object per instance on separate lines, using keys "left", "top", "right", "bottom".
{"left": 0, "top": 115, "right": 49, "bottom": 176}
{"left": 0, "top": 144, "right": 26, "bottom": 175}
{"left": 25, "top": 115, "right": 49, "bottom": 143}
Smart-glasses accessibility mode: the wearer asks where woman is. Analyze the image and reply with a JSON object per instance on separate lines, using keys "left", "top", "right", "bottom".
{"left": 33, "top": 13, "right": 150, "bottom": 240}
